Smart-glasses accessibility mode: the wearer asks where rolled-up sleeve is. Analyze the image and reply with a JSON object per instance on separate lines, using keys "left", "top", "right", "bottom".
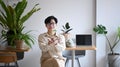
{"left": 55, "top": 35, "right": 66, "bottom": 52}
{"left": 38, "top": 34, "right": 54, "bottom": 52}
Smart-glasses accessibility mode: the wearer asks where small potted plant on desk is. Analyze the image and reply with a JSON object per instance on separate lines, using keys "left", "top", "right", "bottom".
{"left": 93, "top": 24, "right": 120, "bottom": 67}
{"left": 0, "top": 0, "right": 40, "bottom": 60}
{"left": 61, "top": 22, "right": 74, "bottom": 47}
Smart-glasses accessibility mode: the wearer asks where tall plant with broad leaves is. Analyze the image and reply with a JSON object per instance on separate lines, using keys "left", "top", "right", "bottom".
{"left": 0, "top": 0, "right": 40, "bottom": 47}
{"left": 93, "top": 25, "right": 120, "bottom": 54}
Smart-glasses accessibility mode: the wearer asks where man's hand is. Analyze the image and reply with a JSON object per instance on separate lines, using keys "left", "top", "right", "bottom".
{"left": 48, "top": 38, "right": 60, "bottom": 45}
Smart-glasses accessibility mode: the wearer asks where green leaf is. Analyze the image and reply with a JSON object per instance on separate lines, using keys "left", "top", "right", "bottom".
{"left": 65, "top": 28, "right": 73, "bottom": 33}
{"left": 93, "top": 24, "right": 107, "bottom": 34}
{"left": 118, "top": 27, "right": 120, "bottom": 38}
{"left": 20, "top": 4, "right": 40, "bottom": 24}
{"left": 15, "top": 0, "right": 27, "bottom": 22}
{"left": 0, "top": 10, "right": 7, "bottom": 21}
{"left": 0, "top": 0, "right": 9, "bottom": 15}
{"left": 0, "top": 15, "right": 7, "bottom": 28}
{"left": 65, "top": 22, "right": 70, "bottom": 29}
{"left": 61, "top": 22, "right": 72, "bottom": 33}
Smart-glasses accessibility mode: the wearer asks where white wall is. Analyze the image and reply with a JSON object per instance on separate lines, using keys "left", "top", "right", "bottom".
{"left": 0, "top": 0, "right": 95, "bottom": 67}
{"left": 97, "top": 0, "right": 120, "bottom": 67}
{"left": 25, "top": 0, "right": 96, "bottom": 67}
{"left": 0, "top": 0, "right": 96, "bottom": 67}
{"left": 1, "top": 0, "right": 120, "bottom": 67}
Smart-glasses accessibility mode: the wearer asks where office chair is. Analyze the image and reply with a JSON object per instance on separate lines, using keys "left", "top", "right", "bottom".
{"left": 0, "top": 52, "right": 19, "bottom": 67}
{"left": 62, "top": 50, "right": 85, "bottom": 67}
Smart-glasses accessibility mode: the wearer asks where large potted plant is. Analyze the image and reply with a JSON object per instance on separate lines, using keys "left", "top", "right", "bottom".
{"left": 0, "top": 0, "right": 40, "bottom": 48}
{"left": 93, "top": 24, "right": 120, "bottom": 67}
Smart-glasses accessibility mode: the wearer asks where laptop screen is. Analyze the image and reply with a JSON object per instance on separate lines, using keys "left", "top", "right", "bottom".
{"left": 76, "top": 34, "right": 92, "bottom": 46}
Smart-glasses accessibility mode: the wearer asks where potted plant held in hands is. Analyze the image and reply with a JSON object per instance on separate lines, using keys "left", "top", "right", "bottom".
{"left": 0, "top": 0, "right": 40, "bottom": 49}
{"left": 93, "top": 25, "right": 120, "bottom": 67}
{"left": 61, "top": 22, "right": 74, "bottom": 47}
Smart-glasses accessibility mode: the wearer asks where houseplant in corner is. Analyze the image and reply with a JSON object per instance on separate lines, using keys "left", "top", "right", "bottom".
{"left": 93, "top": 24, "right": 120, "bottom": 67}
{"left": 0, "top": 0, "right": 40, "bottom": 49}
{"left": 61, "top": 22, "right": 74, "bottom": 47}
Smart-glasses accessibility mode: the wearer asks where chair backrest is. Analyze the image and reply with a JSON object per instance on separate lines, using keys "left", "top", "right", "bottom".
{"left": 0, "top": 52, "right": 17, "bottom": 63}
{"left": 62, "top": 50, "right": 85, "bottom": 59}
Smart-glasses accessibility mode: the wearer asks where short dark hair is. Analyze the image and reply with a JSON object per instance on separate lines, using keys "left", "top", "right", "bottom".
{"left": 44, "top": 16, "right": 58, "bottom": 24}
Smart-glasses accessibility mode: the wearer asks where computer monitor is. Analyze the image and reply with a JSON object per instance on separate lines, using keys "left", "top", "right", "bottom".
{"left": 76, "top": 34, "right": 92, "bottom": 46}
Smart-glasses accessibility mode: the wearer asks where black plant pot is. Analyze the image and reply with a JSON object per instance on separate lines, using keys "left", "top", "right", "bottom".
{"left": 7, "top": 30, "right": 14, "bottom": 46}
{"left": 16, "top": 52, "right": 24, "bottom": 60}
{"left": 7, "top": 30, "right": 24, "bottom": 60}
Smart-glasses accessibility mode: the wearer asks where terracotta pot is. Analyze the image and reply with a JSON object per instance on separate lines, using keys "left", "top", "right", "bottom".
{"left": 14, "top": 40, "right": 23, "bottom": 49}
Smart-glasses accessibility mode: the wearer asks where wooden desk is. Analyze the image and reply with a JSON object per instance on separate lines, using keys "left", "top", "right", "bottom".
{"left": 0, "top": 46, "right": 29, "bottom": 52}
{"left": 65, "top": 46, "right": 96, "bottom": 67}
{"left": 66, "top": 45, "right": 96, "bottom": 50}
{"left": 0, "top": 45, "right": 29, "bottom": 67}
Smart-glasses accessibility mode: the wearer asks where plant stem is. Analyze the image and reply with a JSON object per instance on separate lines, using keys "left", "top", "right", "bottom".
{"left": 105, "top": 34, "right": 114, "bottom": 54}
{"left": 112, "top": 39, "right": 120, "bottom": 49}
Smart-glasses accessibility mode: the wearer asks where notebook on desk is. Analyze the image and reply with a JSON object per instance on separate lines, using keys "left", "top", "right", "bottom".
{"left": 76, "top": 34, "right": 92, "bottom": 47}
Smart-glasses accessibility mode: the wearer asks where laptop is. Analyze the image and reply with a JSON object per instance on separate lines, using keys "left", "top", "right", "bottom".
{"left": 76, "top": 34, "right": 92, "bottom": 46}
